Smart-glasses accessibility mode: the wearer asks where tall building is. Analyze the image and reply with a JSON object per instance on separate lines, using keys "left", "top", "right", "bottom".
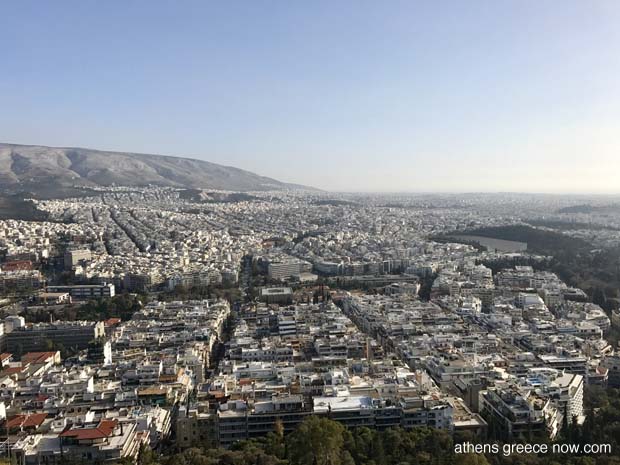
{"left": 4, "top": 321, "right": 106, "bottom": 353}
{"left": 63, "top": 249, "right": 92, "bottom": 271}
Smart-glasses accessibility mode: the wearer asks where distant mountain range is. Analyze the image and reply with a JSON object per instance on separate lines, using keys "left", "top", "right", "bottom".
{"left": 0, "top": 143, "right": 314, "bottom": 196}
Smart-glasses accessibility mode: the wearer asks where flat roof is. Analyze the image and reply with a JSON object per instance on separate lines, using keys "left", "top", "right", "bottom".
{"left": 313, "top": 395, "right": 373, "bottom": 413}
{"left": 261, "top": 287, "right": 292, "bottom": 295}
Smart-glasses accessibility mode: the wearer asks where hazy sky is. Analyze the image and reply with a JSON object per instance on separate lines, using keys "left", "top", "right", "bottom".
{"left": 1, "top": 1, "right": 619, "bottom": 193}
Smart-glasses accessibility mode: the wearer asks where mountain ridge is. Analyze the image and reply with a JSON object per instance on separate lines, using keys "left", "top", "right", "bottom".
{"left": 0, "top": 142, "right": 314, "bottom": 196}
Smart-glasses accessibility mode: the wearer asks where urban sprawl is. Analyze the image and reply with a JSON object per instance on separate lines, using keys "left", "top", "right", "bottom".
{"left": 0, "top": 187, "right": 618, "bottom": 463}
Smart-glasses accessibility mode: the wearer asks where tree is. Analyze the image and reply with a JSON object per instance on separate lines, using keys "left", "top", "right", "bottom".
{"left": 287, "top": 416, "right": 347, "bottom": 465}
{"left": 455, "top": 453, "right": 491, "bottom": 465}
{"left": 138, "top": 443, "right": 158, "bottom": 465}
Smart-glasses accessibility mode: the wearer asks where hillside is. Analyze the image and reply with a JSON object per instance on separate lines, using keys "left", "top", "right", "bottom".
{"left": 0, "top": 143, "right": 313, "bottom": 196}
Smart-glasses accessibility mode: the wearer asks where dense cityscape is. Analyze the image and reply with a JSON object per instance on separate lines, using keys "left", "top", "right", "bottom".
{"left": 4, "top": 0, "right": 620, "bottom": 463}
{"left": 0, "top": 188, "right": 618, "bottom": 464}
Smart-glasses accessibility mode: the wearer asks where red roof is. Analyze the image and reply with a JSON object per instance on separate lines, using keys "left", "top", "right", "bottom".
{"left": 6, "top": 413, "right": 47, "bottom": 429}
{"left": 59, "top": 419, "right": 117, "bottom": 440}
{"left": 21, "top": 352, "right": 58, "bottom": 365}
{"left": 2, "top": 260, "right": 33, "bottom": 271}
{"left": 0, "top": 353, "right": 12, "bottom": 362}
{"left": 105, "top": 318, "right": 122, "bottom": 326}
{"left": 0, "top": 366, "right": 25, "bottom": 376}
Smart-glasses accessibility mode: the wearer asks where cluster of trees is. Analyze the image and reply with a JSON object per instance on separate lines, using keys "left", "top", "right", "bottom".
{"left": 459, "top": 225, "right": 593, "bottom": 256}
{"left": 0, "top": 194, "right": 49, "bottom": 221}
{"left": 527, "top": 219, "right": 620, "bottom": 232}
{"left": 580, "top": 387, "right": 620, "bottom": 451}
{"left": 556, "top": 204, "right": 620, "bottom": 215}
{"left": 75, "top": 293, "right": 145, "bottom": 321}
{"left": 418, "top": 273, "right": 438, "bottom": 301}
{"left": 139, "top": 417, "right": 476, "bottom": 465}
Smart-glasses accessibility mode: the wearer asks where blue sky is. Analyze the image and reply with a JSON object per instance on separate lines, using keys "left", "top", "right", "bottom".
{"left": 1, "top": 1, "right": 619, "bottom": 192}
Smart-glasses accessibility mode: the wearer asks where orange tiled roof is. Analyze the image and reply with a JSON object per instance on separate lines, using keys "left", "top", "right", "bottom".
{"left": 6, "top": 413, "right": 47, "bottom": 429}
{"left": 59, "top": 419, "right": 117, "bottom": 440}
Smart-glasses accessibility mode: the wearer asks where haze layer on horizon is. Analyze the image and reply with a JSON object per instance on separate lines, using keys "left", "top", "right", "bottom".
{"left": 1, "top": 1, "right": 619, "bottom": 194}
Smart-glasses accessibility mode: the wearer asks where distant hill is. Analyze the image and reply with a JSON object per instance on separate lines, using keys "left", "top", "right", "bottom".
{"left": 557, "top": 204, "right": 620, "bottom": 214}
{"left": 0, "top": 143, "right": 315, "bottom": 196}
